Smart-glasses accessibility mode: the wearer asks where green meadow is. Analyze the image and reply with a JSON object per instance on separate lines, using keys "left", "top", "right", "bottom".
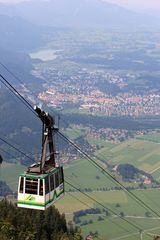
{"left": 58, "top": 134, "right": 160, "bottom": 239}
{"left": 79, "top": 217, "right": 160, "bottom": 240}
{"left": 63, "top": 126, "right": 160, "bottom": 179}
{"left": 0, "top": 162, "right": 25, "bottom": 191}
{"left": 64, "top": 158, "right": 118, "bottom": 190}
{"left": 56, "top": 189, "right": 160, "bottom": 240}
{"left": 2, "top": 134, "right": 160, "bottom": 239}
{"left": 137, "top": 132, "right": 160, "bottom": 143}
{"left": 95, "top": 138, "right": 160, "bottom": 179}
{"left": 56, "top": 189, "right": 160, "bottom": 217}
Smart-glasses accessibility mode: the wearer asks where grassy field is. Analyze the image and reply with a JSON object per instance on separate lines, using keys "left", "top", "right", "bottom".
{"left": 64, "top": 124, "right": 88, "bottom": 140}
{"left": 60, "top": 135, "right": 160, "bottom": 239}
{"left": 79, "top": 217, "right": 160, "bottom": 240}
{"left": 87, "top": 137, "right": 116, "bottom": 149}
{"left": 63, "top": 126, "right": 160, "bottom": 178}
{"left": 0, "top": 162, "right": 25, "bottom": 191}
{"left": 137, "top": 132, "right": 160, "bottom": 143}
{"left": 55, "top": 189, "right": 160, "bottom": 240}
{"left": 64, "top": 158, "right": 118, "bottom": 190}
{"left": 95, "top": 138, "right": 160, "bottom": 179}
{"left": 56, "top": 189, "right": 160, "bottom": 217}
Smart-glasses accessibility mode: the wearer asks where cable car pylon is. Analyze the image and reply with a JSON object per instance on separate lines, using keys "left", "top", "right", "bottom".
{"left": 17, "top": 106, "right": 64, "bottom": 210}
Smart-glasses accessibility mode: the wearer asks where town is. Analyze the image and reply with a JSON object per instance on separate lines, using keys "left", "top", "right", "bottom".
{"left": 36, "top": 68, "right": 160, "bottom": 117}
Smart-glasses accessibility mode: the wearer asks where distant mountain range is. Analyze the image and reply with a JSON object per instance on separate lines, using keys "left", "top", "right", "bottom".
{"left": 0, "top": 0, "right": 159, "bottom": 29}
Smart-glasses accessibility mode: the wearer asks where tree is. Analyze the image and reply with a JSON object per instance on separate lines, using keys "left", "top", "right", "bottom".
{"left": 95, "top": 176, "right": 100, "bottom": 180}
{"left": 0, "top": 222, "right": 17, "bottom": 240}
{"left": 88, "top": 219, "right": 93, "bottom": 224}
{"left": 81, "top": 220, "right": 88, "bottom": 226}
{"left": 0, "top": 181, "right": 13, "bottom": 196}
{"left": 119, "top": 212, "right": 124, "bottom": 218}
{"left": 115, "top": 203, "right": 120, "bottom": 208}
{"left": 0, "top": 199, "right": 82, "bottom": 240}
{"left": 145, "top": 211, "right": 152, "bottom": 218}
{"left": 97, "top": 216, "right": 104, "bottom": 221}
{"left": 105, "top": 211, "right": 110, "bottom": 217}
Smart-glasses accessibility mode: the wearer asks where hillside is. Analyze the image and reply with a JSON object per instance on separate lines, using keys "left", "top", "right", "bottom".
{"left": 0, "top": 87, "right": 41, "bottom": 163}
{"left": 0, "top": 48, "right": 44, "bottom": 84}
{"left": 0, "top": 181, "right": 13, "bottom": 196}
{"left": 0, "top": 199, "right": 82, "bottom": 240}
{"left": 0, "top": 14, "right": 50, "bottom": 51}
{"left": 0, "top": 47, "right": 45, "bottom": 160}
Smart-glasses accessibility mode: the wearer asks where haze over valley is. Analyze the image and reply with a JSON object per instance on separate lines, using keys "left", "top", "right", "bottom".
{"left": 1, "top": 1, "right": 160, "bottom": 239}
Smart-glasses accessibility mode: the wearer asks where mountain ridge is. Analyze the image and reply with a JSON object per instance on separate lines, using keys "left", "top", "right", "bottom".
{"left": 0, "top": 0, "right": 159, "bottom": 29}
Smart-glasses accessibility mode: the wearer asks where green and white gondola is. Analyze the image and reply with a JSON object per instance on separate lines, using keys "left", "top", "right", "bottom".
{"left": 17, "top": 165, "right": 64, "bottom": 210}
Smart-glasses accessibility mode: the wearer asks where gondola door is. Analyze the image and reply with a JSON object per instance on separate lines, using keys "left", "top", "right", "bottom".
{"left": 18, "top": 176, "right": 25, "bottom": 203}
{"left": 45, "top": 176, "right": 50, "bottom": 208}
{"left": 49, "top": 173, "right": 55, "bottom": 204}
{"left": 38, "top": 178, "right": 45, "bottom": 209}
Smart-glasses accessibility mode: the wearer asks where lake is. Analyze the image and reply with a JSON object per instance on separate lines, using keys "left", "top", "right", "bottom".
{"left": 30, "top": 49, "right": 58, "bottom": 61}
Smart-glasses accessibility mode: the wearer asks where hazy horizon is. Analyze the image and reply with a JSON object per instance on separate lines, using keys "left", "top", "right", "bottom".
{"left": 0, "top": 0, "right": 159, "bottom": 17}
{"left": 106, "top": 0, "right": 160, "bottom": 16}
{"left": 0, "top": 0, "right": 160, "bottom": 10}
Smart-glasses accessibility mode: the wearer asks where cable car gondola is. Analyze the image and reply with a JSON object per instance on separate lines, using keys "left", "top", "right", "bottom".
{"left": 17, "top": 107, "right": 64, "bottom": 210}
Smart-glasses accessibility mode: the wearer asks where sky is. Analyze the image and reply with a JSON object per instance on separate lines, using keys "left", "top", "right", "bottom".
{"left": 106, "top": 0, "right": 160, "bottom": 11}
{"left": 0, "top": 0, "right": 29, "bottom": 3}
{"left": 0, "top": 0, "right": 160, "bottom": 14}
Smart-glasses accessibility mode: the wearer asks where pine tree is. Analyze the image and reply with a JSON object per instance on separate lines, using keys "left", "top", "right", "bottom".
{"left": 0, "top": 199, "right": 82, "bottom": 240}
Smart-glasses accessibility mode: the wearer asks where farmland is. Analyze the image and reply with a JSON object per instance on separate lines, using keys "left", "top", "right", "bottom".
{"left": 95, "top": 138, "right": 160, "bottom": 179}
{"left": 137, "top": 132, "right": 160, "bottom": 143}
{"left": 0, "top": 162, "right": 25, "bottom": 191}
{"left": 64, "top": 126, "right": 160, "bottom": 181}
{"left": 2, "top": 134, "right": 160, "bottom": 239}
{"left": 55, "top": 134, "right": 160, "bottom": 239}
{"left": 55, "top": 190, "right": 160, "bottom": 239}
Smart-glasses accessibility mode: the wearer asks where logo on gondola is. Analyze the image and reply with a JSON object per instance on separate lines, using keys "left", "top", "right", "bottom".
{"left": 26, "top": 195, "right": 36, "bottom": 201}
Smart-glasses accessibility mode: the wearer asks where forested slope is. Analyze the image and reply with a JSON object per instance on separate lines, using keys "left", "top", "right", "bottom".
{"left": 0, "top": 199, "right": 82, "bottom": 240}
{"left": 0, "top": 181, "right": 13, "bottom": 196}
